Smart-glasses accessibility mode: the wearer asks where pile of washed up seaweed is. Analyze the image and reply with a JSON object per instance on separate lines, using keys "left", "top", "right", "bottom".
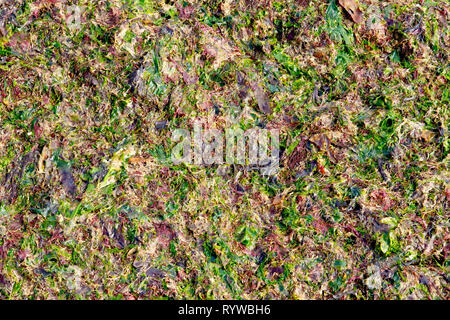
{"left": 0, "top": 0, "right": 448, "bottom": 299}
